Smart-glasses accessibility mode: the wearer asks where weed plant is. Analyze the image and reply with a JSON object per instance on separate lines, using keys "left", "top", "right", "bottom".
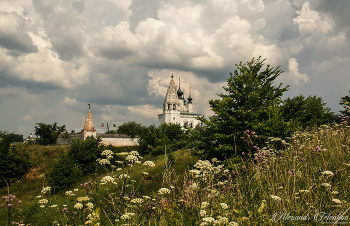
{"left": 1, "top": 122, "right": 350, "bottom": 225}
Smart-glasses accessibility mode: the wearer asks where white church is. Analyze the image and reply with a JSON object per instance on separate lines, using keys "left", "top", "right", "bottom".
{"left": 158, "top": 73, "right": 202, "bottom": 128}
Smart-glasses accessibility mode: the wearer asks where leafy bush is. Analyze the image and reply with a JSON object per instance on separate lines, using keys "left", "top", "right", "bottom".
{"left": 48, "top": 153, "right": 82, "bottom": 191}
{"left": 0, "top": 133, "right": 31, "bottom": 187}
{"left": 34, "top": 122, "right": 66, "bottom": 145}
{"left": 68, "top": 137, "right": 103, "bottom": 175}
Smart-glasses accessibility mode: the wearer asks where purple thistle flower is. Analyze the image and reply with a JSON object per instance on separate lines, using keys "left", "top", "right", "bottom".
{"left": 288, "top": 170, "right": 292, "bottom": 175}
{"left": 242, "top": 152, "right": 245, "bottom": 155}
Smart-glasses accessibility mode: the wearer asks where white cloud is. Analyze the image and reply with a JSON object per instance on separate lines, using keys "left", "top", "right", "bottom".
{"left": 284, "top": 57, "right": 309, "bottom": 85}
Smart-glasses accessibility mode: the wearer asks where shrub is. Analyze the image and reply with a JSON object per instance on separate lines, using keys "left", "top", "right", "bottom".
{"left": 48, "top": 152, "right": 82, "bottom": 191}
{"left": 0, "top": 133, "right": 31, "bottom": 187}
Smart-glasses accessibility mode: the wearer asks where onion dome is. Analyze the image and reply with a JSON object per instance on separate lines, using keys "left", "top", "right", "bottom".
{"left": 188, "top": 87, "right": 193, "bottom": 103}
{"left": 177, "top": 77, "right": 183, "bottom": 98}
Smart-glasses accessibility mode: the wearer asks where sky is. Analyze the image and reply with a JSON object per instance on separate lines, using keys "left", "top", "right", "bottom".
{"left": 1, "top": 0, "right": 350, "bottom": 137}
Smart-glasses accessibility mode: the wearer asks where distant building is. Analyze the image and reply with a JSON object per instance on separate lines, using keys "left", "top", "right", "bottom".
{"left": 58, "top": 104, "right": 138, "bottom": 147}
{"left": 158, "top": 72, "right": 202, "bottom": 128}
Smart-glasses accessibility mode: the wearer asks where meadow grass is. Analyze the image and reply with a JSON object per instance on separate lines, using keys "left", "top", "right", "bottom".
{"left": 1, "top": 123, "right": 350, "bottom": 225}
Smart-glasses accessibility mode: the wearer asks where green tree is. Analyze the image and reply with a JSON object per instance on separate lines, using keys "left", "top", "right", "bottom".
{"left": 339, "top": 90, "right": 350, "bottom": 116}
{"left": 0, "top": 133, "right": 31, "bottom": 187}
{"left": 201, "top": 57, "right": 297, "bottom": 158}
{"left": 34, "top": 122, "right": 66, "bottom": 145}
{"left": 68, "top": 137, "right": 103, "bottom": 175}
{"left": 281, "top": 95, "right": 334, "bottom": 129}
{"left": 116, "top": 121, "right": 145, "bottom": 137}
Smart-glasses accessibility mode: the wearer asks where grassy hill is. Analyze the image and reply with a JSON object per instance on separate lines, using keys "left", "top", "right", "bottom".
{"left": 1, "top": 123, "right": 350, "bottom": 225}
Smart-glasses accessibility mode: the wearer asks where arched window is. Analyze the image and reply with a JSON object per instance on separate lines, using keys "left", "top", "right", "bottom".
{"left": 173, "top": 104, "right": 176, "bottom": 110}
{"left": 168, "top": 103, "right": 171, "bottom": 109}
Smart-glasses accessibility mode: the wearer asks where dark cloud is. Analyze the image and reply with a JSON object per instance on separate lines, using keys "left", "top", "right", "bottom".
{"left": 309, "top": 0, "right": 350, "bottom": 38}
{"left": 99, "top": 46, "right": 135, "bottom": 60}
{"left": 72, "top": 1, "right": 85, "bottom": 13}
{"left": 0, "top": 33, "right": 38, "bottom": 54}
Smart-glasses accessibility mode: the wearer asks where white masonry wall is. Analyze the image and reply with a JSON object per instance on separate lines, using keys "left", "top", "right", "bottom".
{"left": 100, "top": 137, "right": 139, "bottom": 147}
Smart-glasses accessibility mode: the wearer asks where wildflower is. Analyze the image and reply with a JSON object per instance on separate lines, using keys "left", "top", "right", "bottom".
{"left": 142, "top": 196, "right": 151, "bottom": 200}
{"left": 202, "top": 217, "right": 215, "bottom": 223}
{"left": 223, "top": 169, "right": 229, "bottom": 173}
{"left": 65, "top": 191, "right": 75, "bottom": 196}
{"left": 120, "top": 213, "right": 135, "bottom": 220}
{"left": 331, "top": 191, "right": 339, "bottom": 195}
{"left": 229, "top": 222, "right": 239, "bottom": 226}
{"left": 200, "top": 210, "right": 206, "bottom": 217}
{"left": 85, "top": 220, "right": 93, "bottom": 224}
{"left": 77, "top": 196, "right": 90, "bottom": 202}
{"left": 288, "top": 170, "right": 292, "bottom": 175}
{"left": 200, "top": 223, "right": 208, "bottom": 226}
{"left": 74, "top": 189, "right": 78, "bottom": 192}
{"left": 116, "top": 168, "right": 122, "bottom": 171}
{"left": 332, "top": 199, "right": 342, "bottom": 204}
{"left": 158, "top": 188, "right": 171, "bottom": 195}
{"left": 170, "top": 185, "right": 175, "bottom": 189}
{"left": 270, "top": 195, "right": 281, "bottom": 201}
{"left": 143, "top": 161, "right": 156, "bottom": 167}
{"left": 216, "top": 216, "right": 229, "bottom": 224}
{"left": 299, "top": 190, "right": 310, "bottom": 193}
{"left": 101, "top": 176, "right": 116, "bottom": 184}
{"left": 322, "top": 171, "right": 334, "bottom": 176}
{"left": 131, "top": 198, "right": 143, "bottom": 204}
{"left": 211, "top": 158, "right": 218, "bottom": 163}
{"left": 74, "top": 202, "right": 83, "bottom": 209}
{"left": 189, "top": 183, "right": 198, "bottom": 190}
{"left": 38, "top": 199, "right": 48, "bottom": 204}
{"left": 143, "top": 172, "right": 149, "bottom": 175}
{"left": 119, "top": 174, "right": 130, "bottom": 179}
{"left": 201, "top": 202, "right": 209, "bottom": 209}
{"left": 49, "top": 205, "right": 58, "bottom": 208}
{"left": 321, "top": 183, "right": 332, "bottom": 188}
{"left": 220, "top": 203, "right": 229, "bottom": 210}
{"left": 36, "top": 195, "right": 42, "bottom": 198}
{"left": 86, "top": 202, "right": 94, "bottom": 209}
{"left": 41, "top": 186, "right": 51, "bottom": 194}
{"left": 125, "top": 155, "right": 138, "bottom": 163}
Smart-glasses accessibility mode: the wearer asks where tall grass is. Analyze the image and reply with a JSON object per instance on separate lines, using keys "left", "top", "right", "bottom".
{"left": 1, "top": 123, "right": 350, "bottom": 225}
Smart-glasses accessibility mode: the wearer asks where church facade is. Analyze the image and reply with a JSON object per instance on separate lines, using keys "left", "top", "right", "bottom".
{"left": 158, "top": 73, "right": 202, "bottom": 128}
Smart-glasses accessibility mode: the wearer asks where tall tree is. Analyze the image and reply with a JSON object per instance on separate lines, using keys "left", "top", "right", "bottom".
{"left": 201, "top": 57, "right": 297, "bottom": 158}
{"left": 34, "top": 122, "right": 66, "bottom": 145}
{"left": 116, "top": 121, "right": 145, "bottom": 138}
{"left": 339, "top": 90, "right": 350, "bottom": 116}
{"left": 281, "top": 95, "right": 334, "bottom": 129}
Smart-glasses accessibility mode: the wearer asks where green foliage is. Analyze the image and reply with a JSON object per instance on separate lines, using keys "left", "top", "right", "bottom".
{"left": 201, "top": 57, "right": 297, "bottom": 158}
{"left": 281, "top": 94, "right": 334, "bottom": 129}
{"left": 48, "top": 152, "right": 82, "bottom": 191}
{"left": 0, "top": 133, "right": 31, "bottom": 187}
{"left": 138, "top": 123, "right": 187, "bottom": 155}
{"left": 339, "top": 90, "right": 350, "bottom": 116}
{"left": 68, "top": 137, "right": 103, "bottom": 175}
{"left": 116, "top": 121, "right": 146, "bottom": 137}
{"left": 105, "top": 130, "right": 118, "bottom": 134}
{"left": 34, "top": 122, "right": 66, "bottom": 145}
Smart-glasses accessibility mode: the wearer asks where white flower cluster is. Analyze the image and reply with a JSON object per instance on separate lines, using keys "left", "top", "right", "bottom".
{"left": 322, "top": 171, "right": 334, "bottom": 176}
{"left": 101, "top": 150, "right": 114, "bottom": 159}
{"left": 97, "top": 158, "right": 110, "bottom": 165}
{"left": 130, "top": 198, "right": 144, "bottom": 204}
{"left": 101, "top": 176, "right": 117, "bottom": 184}
{"left": 201, "top": 202, "right": 209, "bottom": 209}
{"left": 130, "top": 151, "right": 140, "bottom": 156}
{"left": 41, "top": 186, "right": 51, "bottom": 194}
{"left": 228, "top": 222, "right": 239, "bottom": 226}
{"left": 74, "top": 202, "right": 83, "bottom": 209}
{"left": 200, "top": 210, "right": 206, "bottom": 217}
{"left": 220, "top": 203, "right": 229, "bottom": 210}
{"left": 142, "top": 196, "right": 151, "bottom": 200}
{"left": 125, "top": 155, "right": 138, "bottom": 163}
{"left": 332, "top": 199, "right": 342, "bottom": 204}
{"left": 38, "top": 199, "right": 48, "bottom": 204}
{"left": 158, "top": 188, "right": 171, "bottom": 195}
{"left": 270, "top": 195, "right": 282, "bottom": 201}
{"left": 86, "top": 202, "right": 94, "bottom": 209}
{"left": 202, "top": 217, "right": 215, "bottom": 223}
{"left": 215, "top": 216, "right": 229, "bottom": 225}
{"left": 194, "top": 160, "right": 221, "bottom": 174}
{"left": 143, "top": 161, "right": 156, "bottom": 167}
{"left": 321, "top": 183, "right": 332, "bottom": 188}
{"left": 120, "top": 212, "right": 135, "bottom": 220}
{"left": 49, "top": 204, "right": 58, "bottom": 208}
{"left": 189, "top": 183, "right": 198, "bottom": 190}
{"left": 65, "top": 191, "right": 75, "bottom": 196}
{"left": 119, "top": 174, "right": 130, "bottom": 179}
{"left": 331, "top": 191, "right": 339, "bottom": 195}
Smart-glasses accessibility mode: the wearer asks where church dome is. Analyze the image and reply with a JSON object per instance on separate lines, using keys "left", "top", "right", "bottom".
{"left": 177, "top": 87, "right": 183, "bottom": 97}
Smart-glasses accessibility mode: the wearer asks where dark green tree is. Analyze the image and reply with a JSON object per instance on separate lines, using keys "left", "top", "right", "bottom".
{"left": 339, "top": 90, "right": 350, "bottom": 116}
{"left": 201, "top": 57, "right": 297, "bottom": 158}
{"left": 281, "top": 95, "right": 334, "bottom": 129}
{"left": 68, "top": 137, "right": 103, "bottom": 175}
{"left": 34, "top": 122, "right": 66, "bottom": 145}
{"left": 116, "top": 121, "right": 145, "bottom": 137}
{"left": 0, "top": 133, "right": 31, "bottom": 187}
